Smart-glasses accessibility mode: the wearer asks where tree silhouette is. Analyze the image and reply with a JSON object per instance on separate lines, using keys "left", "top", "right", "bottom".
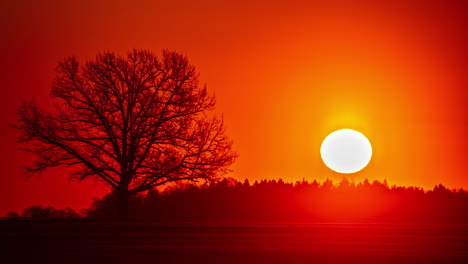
{"left": 14, "top": 49, "right": 237, "bottom": 219}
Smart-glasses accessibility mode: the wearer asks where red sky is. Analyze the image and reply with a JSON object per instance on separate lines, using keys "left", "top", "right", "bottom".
{"left": 1, "top": 0, "right": 467, "bottom": 216}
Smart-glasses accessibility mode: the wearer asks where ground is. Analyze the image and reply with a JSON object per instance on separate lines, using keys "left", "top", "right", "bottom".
{"left": 1, "top": 220, "right": 467, "bottom": 264}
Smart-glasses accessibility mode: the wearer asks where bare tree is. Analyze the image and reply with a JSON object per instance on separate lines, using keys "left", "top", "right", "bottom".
{"left": 15, "top": 50, "right": 237, "bottom": 219}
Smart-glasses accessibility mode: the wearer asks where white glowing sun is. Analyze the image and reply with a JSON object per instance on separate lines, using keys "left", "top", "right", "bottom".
{"left": 320, "top": 129, "right": 372, "bottom": 173}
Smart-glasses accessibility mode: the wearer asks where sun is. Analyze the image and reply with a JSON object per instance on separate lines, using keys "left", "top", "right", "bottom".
{"left": 320, "top": 129, "right": 372, "bottom": 174}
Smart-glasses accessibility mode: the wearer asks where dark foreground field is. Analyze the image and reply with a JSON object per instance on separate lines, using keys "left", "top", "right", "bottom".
{"left": 1, "top": 221, "right": 467, "bottom": 264}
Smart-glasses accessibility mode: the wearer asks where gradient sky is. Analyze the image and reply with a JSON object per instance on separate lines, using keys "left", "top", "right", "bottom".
{"left": 1, "top": 0, "right": 467, "bottom": 215}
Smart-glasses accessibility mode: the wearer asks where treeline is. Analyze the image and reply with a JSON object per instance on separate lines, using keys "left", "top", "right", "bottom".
{"left": 6, "top": 206, "right": 81, "bottom": 220}
{"left": 85, "top": 178, "right": 468, "bottom": 223}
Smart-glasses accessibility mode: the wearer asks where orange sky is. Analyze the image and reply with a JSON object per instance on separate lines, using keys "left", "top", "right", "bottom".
{"left": 1, "top": 0, "right": 467, "bottom": 215}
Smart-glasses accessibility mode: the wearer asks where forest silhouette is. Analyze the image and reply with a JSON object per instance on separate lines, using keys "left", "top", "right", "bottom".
{"left": 8, "top": 178, "right": 467, "bottom": 224}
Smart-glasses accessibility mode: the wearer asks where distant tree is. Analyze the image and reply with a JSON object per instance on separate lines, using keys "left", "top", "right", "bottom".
{"left": 7, "top": 212, "right": 19, "bottom": 218}
{"left": 18, "top": 206, "right": 80, "bottom": 219}
{"left": 14, "top": 50, "right": 237, "bottom": 220}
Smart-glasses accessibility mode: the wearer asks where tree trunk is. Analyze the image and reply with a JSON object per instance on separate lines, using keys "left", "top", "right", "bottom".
{"left": 117, "top": 189, "right": 129, "bottom": 221}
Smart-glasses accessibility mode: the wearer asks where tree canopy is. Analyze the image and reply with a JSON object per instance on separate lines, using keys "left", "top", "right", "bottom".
{"left": 15, "top": 49, "right": 237, "bottom": 219}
